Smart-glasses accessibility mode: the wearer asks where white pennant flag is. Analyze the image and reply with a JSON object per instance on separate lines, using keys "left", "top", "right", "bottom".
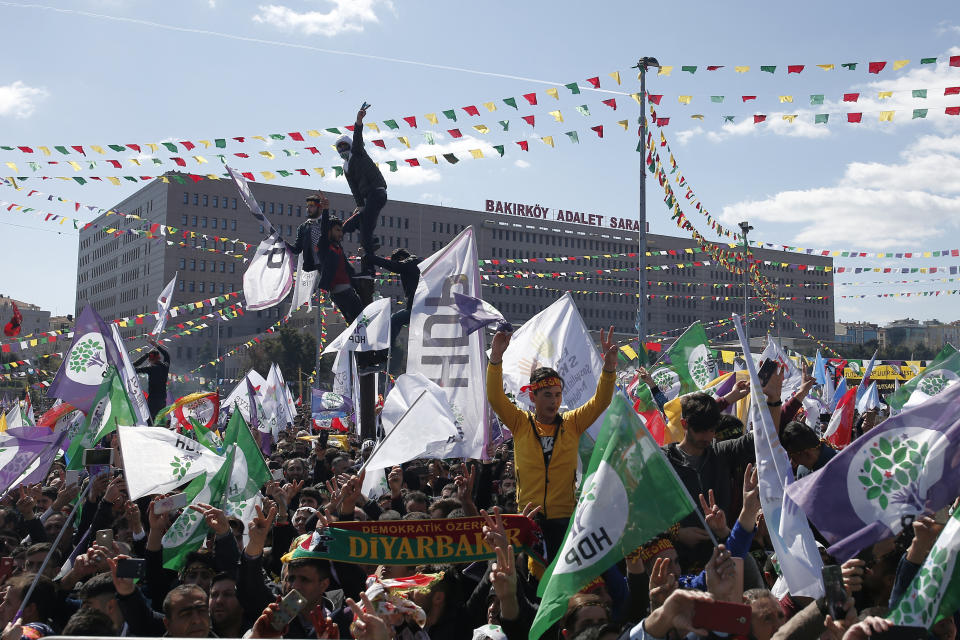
{"left": 110, "top": 324, "right": 151, "bottom": 425}
{"left": 760, "top": 335, "right": 804, "bottom": 402}
{"left": 119, "top": 425, "right": 227, "bottom": 500}
{"left": 406, "top": 227, "right": 488, "bottom": 459}
{"left": 243, "top": 233, "right": 294, "bottom": 311}
{"left": 322, "top": 297, "right": 392, "bottom": 355}
{"left": 151, "top": 273, "right": 178, "bottom": 336}
{"left": 221, "top": 370, "right": 268, "bottom": 423}
{"left": 286, "top": 254, "right": 317, "bottom": 320}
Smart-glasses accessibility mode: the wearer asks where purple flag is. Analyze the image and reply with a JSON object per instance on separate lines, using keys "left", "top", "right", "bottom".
{"left": 48, "top": 305, "right": 123, "bottom": 413}
{"left": 310, "top": 389, "right": 353, "bottom": 419}
{"left": 247, "top": 377, "right": 271, "bottom": 456}
{"left": 785, "top": 381, "right": 960, "bottom": 561}
{"left": 452, "top": 292, "right": 512, "bottom": 335}
{"left": 0, "top": 428, "right": 66, "bottom": 495}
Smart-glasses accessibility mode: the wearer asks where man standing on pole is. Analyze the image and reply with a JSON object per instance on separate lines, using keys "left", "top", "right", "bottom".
{"left": 336, "top": 104, "right": 387, "bottom": 279}
{"left": 133, "top": 338, "right": 170, "bottom": 422}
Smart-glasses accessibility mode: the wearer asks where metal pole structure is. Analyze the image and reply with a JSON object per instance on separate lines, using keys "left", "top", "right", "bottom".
{"left": 214, "top": 317, "right": 221, "bottom": 392}
{"left": 739, "top": 221, "right": 753, "bottom": 350}
{"left": 633, "top": 56, "right": 659, "bottom": 365}
{"left": 355, "top": 279, "right": 377, "bottom": 441}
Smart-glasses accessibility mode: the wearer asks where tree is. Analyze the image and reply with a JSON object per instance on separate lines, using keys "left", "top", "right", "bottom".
{"left": 243, "top": 326, "right": 317, "bottom": 384}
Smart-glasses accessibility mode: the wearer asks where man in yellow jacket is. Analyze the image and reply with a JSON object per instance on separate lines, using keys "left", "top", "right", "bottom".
{"left": 486, "top": 326, "right": 619, "bottom": 559}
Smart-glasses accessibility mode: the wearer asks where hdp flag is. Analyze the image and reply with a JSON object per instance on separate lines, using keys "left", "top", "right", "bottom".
{"left": 49, "top": 305, "right": 123, "bottom": 412}
{"left": 452, "top": 292, "right": 511, "bottom": 335}
{"left": 529, "top": 393, "right": 696, "bottom": 639}
{"left": 648, "top": 321, "right": 717, "bottom": 401}
{"left": 886, "top": 345, "right": 960, "bottom": 412}
{"left": 786, "top": 381, "right": 960, "bottom": 561}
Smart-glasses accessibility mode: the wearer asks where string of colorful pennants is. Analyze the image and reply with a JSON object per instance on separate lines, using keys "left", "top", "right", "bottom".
{"left": 651, "top": 105, "right": 960, "bottom": 127}
{"left": 650, "top": 85, "right": 960, "bottom": 105}
{"left": 652, "top": 57, "right": 960, "bottom": 76}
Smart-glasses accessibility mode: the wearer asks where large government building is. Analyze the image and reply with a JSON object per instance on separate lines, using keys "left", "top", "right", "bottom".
{"left": 75, "top": 172, "right": 833, "bottom": 381}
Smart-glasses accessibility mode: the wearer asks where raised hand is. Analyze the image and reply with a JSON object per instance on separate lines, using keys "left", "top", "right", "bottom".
{"left": 454, "top": 462, "right": 478, "bottom": 516}
{"left": 520, "top": 502, "right": 542, "bottom": 521}
{"left": 480, "top": 507, "right": 509, "bottom": 551}
{"left": 190, "top": 503, "right": 231, "bottom": 537}
{"left": 638, "top": 366, "right": 656, "bottom": 388}
{"left": 490, "top": 331, "right": 512, "bottom": 363}
{"left": 106, "top": 555, "right": 136, "bottom": 597}
{"left": 698, "top": 490, "right": 730, "bottom": 539}
{"left": 246, "top": 502, "right": 278, "bottom": 557}
{"left": 346, "top": 593, "right": 392, "bottom": 640}
{"left": 841, "top": 616, "right": 892, "bottom": 640}
{"left": 249, "top": 600, "right": 283, "bottom": 639}
{"left": 738, "top": 464, "right": 761, "bottom": 532}
{"left": 649, "top": 556, "right": 678, "bottom": 608}
{"left": 645, "top": 589, "right": 716, "bottom": 638}
{"left": 907, "top": 516, "right": 942, "bottom": 564}
{"left": 387, "top": 465, "right": 403, "bottom": 499}
{"left": 600, "top": 326, "right": 618, "bottom": 372}
{"left": 705, "top": 544, "right": 738, "bottom": 602}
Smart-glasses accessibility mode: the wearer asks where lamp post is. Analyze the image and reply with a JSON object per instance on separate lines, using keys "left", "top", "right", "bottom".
{"left": 633, "top": 56, "right": 659, "bottom": 363}
{"left": 739, "top": 220, "right": 753, "bottom": 348}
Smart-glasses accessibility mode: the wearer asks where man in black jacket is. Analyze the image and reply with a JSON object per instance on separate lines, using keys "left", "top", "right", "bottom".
{"left": 289, "top": 192, "right": 364, "bottom": 324}
{"left": 371, "top": 248, "right": 423, "bottom": 343}
{"left": 336, "top": 106, "right": 387, "bottom": 278}
{"left": 132, "top": 339, "right": 170, "bottom": 421}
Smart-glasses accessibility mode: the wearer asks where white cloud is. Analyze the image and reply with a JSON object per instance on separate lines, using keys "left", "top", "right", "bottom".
{"left": 514, "top": 159, "right": 530, "bottom": 169}
{"left": 253, "top": 0, "right": 394, "bottom": 36}
{"left": 0, "top": 81, "right": 48, "bottom": 118}
{"left": 375, "top": 166, "right": 440, "bottom": 186}
{"left": 675, "top": 126, "right": 703, "bottom": 145}
{"left": 718, "top": 132, "right": 960, "bottom": 249}
{"left": 936, "top": 23, "right": 960, "bottom": 36}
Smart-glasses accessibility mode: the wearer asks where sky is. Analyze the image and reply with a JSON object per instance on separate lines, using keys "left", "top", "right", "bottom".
{"left": 1, "top": 0, "right": 959, "bottom": 335}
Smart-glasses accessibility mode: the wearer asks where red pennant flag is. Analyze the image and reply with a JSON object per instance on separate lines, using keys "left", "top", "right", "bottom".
{"left": 952, "top": 56, "right": 960, "bottom": 67}
{"left": 462, "top": 105, "right": 480, "bottom": 116}
{"left": 706, "top": 65, "right": 724, "bottom": 71}
{"left": 522, "top": 92, "right": 538, "bottom": 105}
{"left": 405, "top": 158, "right": 420, "bottom": 167}
{"left": 345, "top": 125, "right": 355, "bottom": 132}
{"left": 868, "top": 61, "right": 886, "bottom": 74}
{"left": 372, "top": 139, "right": 386, "bottom": 148}
{"left": 3, "top": 302, "right": 22, "bottom": 337}
{"left": 108, "top": 160, "right": 122, "bottom": 168}
{"left": 586, "top": 76, "right": 600, "bottom": 88}
{"left": 242, "top": 171, "right": 254, "bottom": 180}
{"left": 843, "top": 93, "right": 860, "bottom": 102}
{"left": 126, "top": 144, "right": 141, "bottom": 152}
{"left": 945, "top": 87, "right": 960, "bottom": 95}
{"left": 233, "top": 137, "right": 245, "bottom": 143}
{"left": 189, "top": 174, "right": 204, "bottom": 183}
{"left": 447, "top": 129, "right": 463, "bottom": 139}
{"left": 516, "top": 140, "right": 529, "bottom": 151}
{"left": 403, "top": 116, "right": 417, "bottom": 128}
{"left": 648, "top": 94, "right": 663, "bottom": 105}
{"left": 17, "top": 146, "right": 32, "bottom": 153}
{"left": 71, "top": 145, "right": 85, "bottom": 155}
{"left": 180, "top": 141, "right": 196, "bottom": 151}
{"left": 305, "top": 147, "right": 319, "bottom": 155}
{"left": 753, "top": 114, "right": 767, "bottom": 123}
{"left": 947, "top": 106, "right": 960, "bottom": 116}
{"left": 742, "top": 95, "right": 757, "bottom": 102}
{"left": 296, "top": 169, "right": 309, "bottom": 176}
{"left": 522, "top": 115, "right": 535, "bottom": 126}
{"left": 288, "top": 132, "right": 304, "bottom": 141}
{"left": 655, "top": 117, "right": 670, "bottom": 126}
{"left": 847, "top": 113, "right": 863, "bottom": 123}
{"left": 787, "top": 65, "right": 804, "bottom": 73}
{"left": 591, "top": 125, "right": 604, "bottom": 138}
{"left": 234, "top": 153, "right": 250, "bottom": 158}
{"left": 601, "top": 98, "right": 617, "bottom": 110}
{"left": 172, "top": 157, "right": 186, "bottom": 166}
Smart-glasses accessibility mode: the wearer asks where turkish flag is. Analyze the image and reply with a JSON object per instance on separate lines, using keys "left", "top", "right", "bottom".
{"left": 3, "top": 302, "right": 22, "bottom": 337}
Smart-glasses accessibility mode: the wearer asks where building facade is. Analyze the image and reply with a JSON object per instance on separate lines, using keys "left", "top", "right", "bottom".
{"left": 75, "top": 173, "right": 834, "bottom": 380}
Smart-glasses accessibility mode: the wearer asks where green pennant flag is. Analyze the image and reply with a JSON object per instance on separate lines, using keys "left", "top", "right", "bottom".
{"left": 723, "top": 115, "right": 735, "bottom": 123}
{"left": 107, "top": 144, "right": 125, "bottom": 152}
{"left": 681, "top": 65, "right": 697, "bottom": 74}
{"left": 276, "top": 170, "right": 291, "bottom": 177}
{"left": 124, "top": 177, "right": 138, "bottom": 183}
{"left": 423, "top": 132, "right": 435, "bottom": 145}
{"left": 650, "top": 321, "right": 717, "bottom": 399}
{"left": 529, "top": 393, "right": 696, "bottom": 640}
{"left": 815, "top": 114, "right": 830, "bottom": 124}
{"left": 921, "top": 57, "right": 937, "bottom": 64}
{"left": 215, "top": 139, "right": 226, "bottom": 148}
{"left": 222, "top": 410, "right": 271, "bottom": 523}
{"left": 913, "top": 89, "right": 927, "bottom": 99}
{"left": 66, "top": 367, "right": 135, "bottom": 469}
{"left": 162, "top": 142, "right": 179, "bottom": 153}
{"left": 563, "top": 83, "right": 580, "bottom": 95}
{"left": 493, "top": 145, "right": 505, "bottom": 157}
{"left": 710, "top": 96, "right": 725, "bottom": 103}
{"left": 333, "top": 166, "right": 343, "bottom": 177}
{"left": 73, "top": 177, "right": 87, "bottom": 185}
{"left": 325, "top": 128, "right": 341, "bottom": 135}
{"left": 161, "top": 445, "right": 235, "bottom": 571}
{"left": 152, "top": 158, "right": 163, "bottom": 165}
{"left": 386, "top": 160, "right": 398, "bottom": 172}
{"left": 187, "top": 418, "right": 223, "bottom": 454}
{"left": 442, "top": 109, "right": 457, "bottom": 121}
{"left": 889, "top": 509, "right": 960, "bottom": 628}
{"left": 842, "top": 62, "right": 858, "bottom": 70}
{"left": 760, "top": 65, "right": 776, "bottom": 73}
{"left": 503, "top": 97, "right": 518, "bottom": 109}
{"left": 913, "top": 109, "right": 928, "bottom": 119}
{"left": 565, "top": 131, "right": 579, "bottom": 144}
{"left": 498, "top": 120, "right": 510, "bottom": 131}
{"left": 269, "top": 134, "right": 284, "bottom": 140}
{"left": 810, "top": 94, "right": 825, "bottom": 105}
{"left": 886, "top": 345, "right": 960, "bottom": 411}
{"left": 54, "top": 145, "right": 70, "bottom": 155}
{"left": 442, "top": 153, "right": 459, "bottom": 164}
{"left": 171, "top": 175, "right": 187, "bottom": 184}
{"left": 383, "top": 120, "right": 399, "bottom": 130}
{"left": 575, "top": 105, "right": 590, "bottom": 116}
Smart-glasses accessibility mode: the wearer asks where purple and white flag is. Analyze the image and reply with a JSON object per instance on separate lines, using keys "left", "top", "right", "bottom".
{"left": 49, "top": 305, "right": 124, "bottom": 413}
{"left": 452, "top": 292, "right": 512, "bottom": 335}
{"left": 0, "top": 428, "right": 66, "bottom": 495}
{"left": 786, "top": 380, "right": 960, "bottom": 561}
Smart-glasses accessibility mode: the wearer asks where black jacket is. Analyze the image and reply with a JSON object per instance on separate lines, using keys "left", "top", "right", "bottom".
{"left": 345, "top": 126, "right": 386, "bottom": 206}
{"left": 314, "top": 209, "right": 356, "bottom": 291}
{"left": 133, "top": 345, "right": 170, "bottom": 398}
{"left": 288, "top": 217, "right": 324, "bottom": 272}
{"left": 371, "top": 255, "right": 422, "bottom": 308}
{"left": 662, "top": 433, "right": 755, "bottom": 528}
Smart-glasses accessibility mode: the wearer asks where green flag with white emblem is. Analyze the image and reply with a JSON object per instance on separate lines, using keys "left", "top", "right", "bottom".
{"left": 886, "top": 345, "right": 960, "bottom": 412}
{"left": 650, "top": 321, "right": 717, "bottom": 400}
{"left": 889, "top": 509, "right": 960, "bottom": 628}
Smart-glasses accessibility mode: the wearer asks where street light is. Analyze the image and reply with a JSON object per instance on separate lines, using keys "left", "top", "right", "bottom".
{"left": 632, "top": 56, "right": 659, "bottom": 363}
{"left": 738, "top": 220, "right": 753, "bottom": 347}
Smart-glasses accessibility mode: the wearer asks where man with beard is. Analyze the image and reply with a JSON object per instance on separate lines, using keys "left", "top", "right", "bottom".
{"left": 209, "top": 574, "right": 250, "bottom": 638}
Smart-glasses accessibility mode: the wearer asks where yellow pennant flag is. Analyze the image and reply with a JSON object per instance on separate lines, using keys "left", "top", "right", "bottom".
{"left": 397, "top": 136, "right": 410, "bottom": 148}
{"left": 630, "top": 92, "right": 642, "bottom": 105}
{"left": 425, "top": 155, "right": 438, "bottom": 164}
{"left": 620, "top": 344, "right": 637, "bottom": 360}
{"left": 542, "top": 136, "right": 554, "bottom": 147}
{"left": 38, "top": 146, "right": 50, "bottom": 156}
{"left": 252, "top": 136, "right": 267, "bottom": 142}
{"left": 425, "top": 113, "right": 438, "bottom": 124}
{"left": 783, "top": 114, "right": 797, "bottom": 122}
{"left": 817, "top": 63, "right": 835, "bottom": 71}
{"left": 107, "top": 177, "right": 121, "bottom": 185}
{"left": 0, "top": 412, "right": 6, "bottom": 433}
{"left": 205, "top": 174, "right": 219, "bottom": 180}
{"left": 473, "top": 125, "right": 489, "bottom": 134}
{"left": 130, "top": 158, "right": 141, "bottom": 166}
{"left": 91, "top": 145, "right": 106, "bottom": 154}
{"left": 893, "top": 59, "right": 910, "bottom": 70}
{"left": 198, "top": 140, "right": 211, "bottom": 148}
{"left": 923, "top": 251, "right": 932, "bottom": 257}
{"left": 307, "top": 130, "right": 321, "bottom": 137}
{"left": 261, "top": 171, "right": 276, "bottom": 180}
{"left": 691, "top": 114, "right": 704, "bottom": 120}
{"left": 657, "top": 66, "right": 673, "bottom": 76}
{"left": 734, "top": 65, "right": 750, "bottom": 73}
{"left": 546, "top": 87, "right": 559, "bottom": 100}
{"left": 259, "top": 151, "right": 274, "bottom": 159}
{"left": 548, "top": 110, "right": 563, "bottom": 122}
{"left": 609, "top": 71, "right": 621, "bottom": 85}
{"left": 877, "top": 91, "right": 893, "bottom": 99}
{"left": 68, "top": 161, "right": 81, "bottom": 171}
{"left": 315, "top": 168, "right": 325, "bottom": 177}
{"left": 879, "top": 111, "right": 895, "bottom": 122}
{"left": 4, "top": 162, "right": 17, "bottom": 173}
{"left": 469, "top": 149, "right": 483, "bottom": 159}
{"left": 678, "top": 95, "right": 692, "bottom": 104}
{"left": 146, "top": 143, "right": 158, "bottom": 153}
{"left": 779, "top": 95, "right": 793, "bottom": 103}
{"left": 617, "top": 119, "right": 628, "bottom": 130}
{"left": 366, "top": 123, "right": 380, "bottom": 132}
{"left": 483, "top": 101, "right": 497, "bottom": 112}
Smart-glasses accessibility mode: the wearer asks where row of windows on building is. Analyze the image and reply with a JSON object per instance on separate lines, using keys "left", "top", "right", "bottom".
{"left": 184, "top": 192, "right": 239, "bottom": 210}
{"left": 178, "top": 258, "right": 237, "bottom": 274}
{"left": 178, "top": 280, "right": 234, "bottom": 294}
{"left": 180, "top": 214, "right": 239, "bottom": 232}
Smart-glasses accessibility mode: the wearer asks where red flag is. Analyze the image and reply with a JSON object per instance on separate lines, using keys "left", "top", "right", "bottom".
{"left": 516, "top": 140, "right": 529, "bottom": 151}
{"left": 305, "top": 147, "right": 319, "bottom": 155}
{"left": 372, "top": 139, "right": 386, "bottom": 148}
{"left": 3, "top": 302, "right": 22, "bottom": 337}
{"left": 847, "top": 113, "right": 863, "bottom": 123}
{"left": 947, "top": 106, "right": 960, "bottom": 116}
{"left": 655, "top": 117, "right": 670, "bottom": 126}
{"left": 706, "top": 65, "right": 723, "bottom": 71}
{"left": 742, "top": 95, "right": 757, "bottom": 102}
{"left": 522, "top": 92, "right": 538, "bottom": 105}
{"left": 522, "top": 115, "right": 535, "bottom": 126}
{"left": 648, "top": 94, "right": 663, "bottom": 105}
{"left": 126, "top": 144, "right": 141, "bottom": 152}
{"left": 826, "top": 387, "right": 857, "bottom": 449}
{"left": 180, "top": 141, "right": 196, "bottom": 151}
{"left": 288, "top": 132, "right": 304, "bottom": 141}
{"left": 462, "top": 105, "right": 480, "bottom": 116}
{"left": 403, "top": 116, "right": 417, "bottom": 128}
{"left": 405, "top": 158, "right": 420, "bottom": 167}
{"left": 602, "top": 98, "right": 617, "bottom": 110}
{"left": 296, "top": 169, "right": 309, "bottom": 176}
{"left": 753, "top": 114, "right": 766, "bottom": 123}
{"left": 107, "top": 160, "right": 122, "bottom": 168}
{"left": 945, "top": 87, "right": 960, "bottom": 95}
{"left": 172, "top": 157, "right": 186, "bottom": 167}
{"left": 868, "top": 61, "right": 886, "bottom": 74}
{"left": 234, "top": 153, "right": 250, "bottom": 158}
{"left": 71, "top": 145, "right": 85, "bottom": 155}
{"left": 17, "top": 147, "right": 32, "bottom": 153}
{"left": 843, "top": 93, "right": 859, "bottom": 102}
{"left": 241, "top": 172, "right": 254, "bottom": 181}
{"left": 787, "top": 64, "right": 804, "bottom": 73}
{"left": 586, "top": 76, "right": 600, "bottom": 88}
{"left": 952, "top": 56, "right": 960, "bottom": 67}
{"left": 447, "top": 129, "right": 463, "bottom": 139}
{"left": 591, "top": 125, "right": 604, "bottom": 138}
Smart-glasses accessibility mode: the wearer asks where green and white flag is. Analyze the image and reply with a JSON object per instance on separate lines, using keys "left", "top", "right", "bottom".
{"left": 119, "top": 425, "right": 227, "bottom": 501}
{"left": 222, "top": 410, "right": 271, "bottom": 527}
{"left": 887, "top": 345, "right": 960, "bottom": 411}
{"left": 162, "top": 444, "right": 235, "bottom": 571}
{"left": 889, "top": 509, "right": 960, "bottom": 629}
{"left": 529, "top": 393, "right": 697, "bottom": 640}
{"left": 650, "top": 321, "right": 717, "bottom": 401}
{"left": 65, "top": 367, "right": 136, "bottom": 470}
